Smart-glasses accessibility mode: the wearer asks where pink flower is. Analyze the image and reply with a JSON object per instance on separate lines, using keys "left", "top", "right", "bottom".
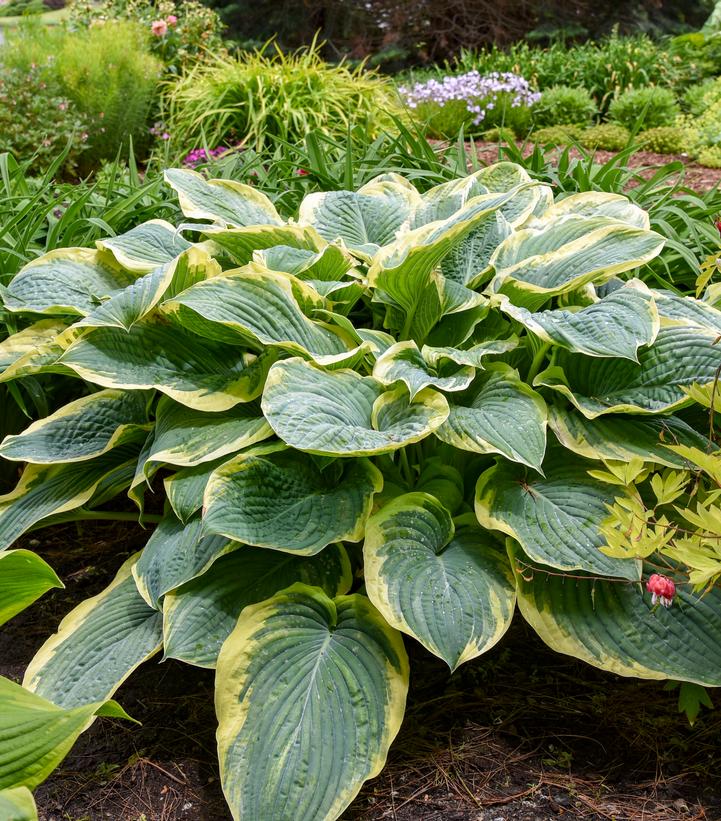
{"left": 166, "top": 14, "right": 178, "bottom": 26}
{"left": 162, "top": 132, "right": 170, "bottom": 140}
{"left": 296, "top": 168, "right": 309, "bottom": 176}
{"left": 646, "top": 574, "right": 676, "bottom": 608}
{"left": 151, "top": 19, "right": 168, "bottom": 36}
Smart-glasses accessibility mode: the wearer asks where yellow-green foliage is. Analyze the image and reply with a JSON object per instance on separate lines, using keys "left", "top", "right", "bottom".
{"left": 531, "top": 85, "right": 597, "bottom": 128}
{"left": 637, "top": 126, "right": 686, "bottom": 155}
{"left": 4, "top": 21, "right": 161, "bottom": 170}
{"left": 481, "top": 126, "right": 517, "bottom": 143}
{"left": 530, "top": 125, "right": 583, "bottom": 146}
{"left": 579, "top": 124, "right": 631, "bottom": 151}
{"left": 608, "top": 86, "right": 680, "bottom": 130}
{"left": 679, "top": 77, "right": 721, "bottom": 163}
{"left": 698, "top": 146, "right": 721, "bottom": 168}
{"left": 166, "top": 42, "right": 400, "bottom": 152}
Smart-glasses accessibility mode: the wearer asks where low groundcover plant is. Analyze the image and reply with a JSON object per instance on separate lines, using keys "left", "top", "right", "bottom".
{"left": 1, "top": 163, "right": 721, "bottom": 819}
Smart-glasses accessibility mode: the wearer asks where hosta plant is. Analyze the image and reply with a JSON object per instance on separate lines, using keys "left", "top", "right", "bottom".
{"left": 2, "top": 163, "right": 721, "bottom": 821}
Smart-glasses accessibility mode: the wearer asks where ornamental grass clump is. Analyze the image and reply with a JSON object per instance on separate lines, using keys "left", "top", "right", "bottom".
{"left": 2, "top": 163, "right": 721, "bottom": 821}
{"left": 399, "top": 70, "right": 540, "bottom": 138}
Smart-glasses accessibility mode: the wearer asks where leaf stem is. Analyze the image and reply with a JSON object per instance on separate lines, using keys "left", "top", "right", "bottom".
{"left": 28, "top": 510, "right": 162, "bottom": 532}
{"left": 526, "top": 342, "right": 551, "bottom": 383}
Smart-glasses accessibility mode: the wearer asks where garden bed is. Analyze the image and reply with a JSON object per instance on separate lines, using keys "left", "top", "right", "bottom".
{"left": 3, "top": 520, "right": 719, "bottom": 821}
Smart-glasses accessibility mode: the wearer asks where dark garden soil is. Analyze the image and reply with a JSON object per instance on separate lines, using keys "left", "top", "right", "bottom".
{"left": 471, "top": 141, "right": 721, "bottom": 193}
{"left": 3, "top": 521, "right": 721, "bottom": 821}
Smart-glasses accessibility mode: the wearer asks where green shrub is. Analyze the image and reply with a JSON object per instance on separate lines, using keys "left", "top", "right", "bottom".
{"left": 0, "top": 64, "right": 91, "bottom": 175}
{"left": 481, "top": 126, "right": 517, "bottom": 142}
{"left": 637, "top": 126, "right": 686, "bottom": 155}
{"left": 68, "top": 0, "right": 224, "bottom": 73}
{"left": 530, "top": 125, "right": 582, "bottom": 146}
{"left": 608, "top": 86, "right": 680, "bottom": 131}
{"left": 2, "top": 162, "right": 721, "bottom": 821}
{"left": 166, "top": 42, "right": 399, "bottom": 151}
{"left": 683, "top": 78, "right": 720, "bottom": 117}
{"left": 579, "top": 123, "right": 631, "bottom": 151}
{"left": 4, "top": 21, "right": 162, "bottom": 171}
{"left": 698, "top": 145, "right": 721, "bottom": 168}
{"left": 531, "top": 85, "right": 597, "bottom": 127}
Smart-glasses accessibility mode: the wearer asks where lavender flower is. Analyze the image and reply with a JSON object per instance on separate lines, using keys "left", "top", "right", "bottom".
{"left": 183, "top": 146, "right": 227, "bottom": 167}
{"left": 399, "top": 71, "right": 540, "bottom": 126}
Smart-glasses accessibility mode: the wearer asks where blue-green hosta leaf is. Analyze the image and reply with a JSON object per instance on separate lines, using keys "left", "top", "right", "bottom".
{"left": 203, "top": 445, "right": 382, "bottom": 554}
{"left": 473, "top": 162, "right": 541, "bottom": 226}
{"left": 0, "top": 321, "right": 67, "bottom": 371}
{"left": 0, "top": 676, "right": 132, "bottom": 791}
{"left": 530, "top": 191, "right": 650, "bottom": 229}
{"left": 475, "top": 455, "right": 639, "bottom": 579}
{"left": 143, "top": 396, "right": 272, "bottom": 474}
{"left": 199, "top": 223, "right": 325, "bottom": 266}
{"left": 0, "top": 786, "right": 37, "bottom": 820}
{"left": 440, "top": 212, "right": 512, "bottom": 287}
{"left": 76, "top": 245, "right": 221, "bottom": 331}
{"left": 548, "top": 405, "right": 715, "bottom": 468}
{"left": 215, "top": 585, "right": 409, "bottom": 821}
{"left": 496, "top": 281, "right": 659, "bottom": 360}
{"left": 60, "top": 320, "right": 274, "bottom": 411}
{"left": 0, "top": 444, "right": 140, "bottom": 551}
{"left": 253, "top": 243, "right": 355, "bottom": 282}
{"left": 489, "top": 215, "right": 664, "bottom": 305}
{"left": 372, "top": 340, "right": 476, "bottom": 399}
{"left": 651, "top": 289, "right": 721, "bottom": 333}
{"left": 422, "top": 338, "right": 519, "bottom": 368}
{"left": 0, "top": 389, "right": 151, "bottom": 464}
{"left": 132, "top": 512, "right": 237, "bottom": 608}
{"left": 512, "top": 548, "right": 721, "bottom": 686}
{"left": 436, "top": 363, "right": 547, "bottom": 470}
{"left": 164, "top": 457, "right": 226, "bottom": 524}
{"left": 164, "top": 168, "right": 283, "bottom": 227}
{"left": 298, "top": 173, "right": 421, "bottom": 258}
{"left": 4, "top": 249, "right": 134, "bottom": 316}
{"left": 161, "top": 267, "right": 362, "bottom": 366}
{"left": 410, "top": 174, "right": 487, "bottom": 227}
{"left": 23, "top": 554, "right": 162, "bottom": 708}
{"left": 535, "top": 325, "right": 721, "bottom": 417}
{"left": 0, "top": 550, "right": 63, "bottom": 626}
{"left": 262, "top": 358, "right": 449, "bottom": 456}
{"left": 163, "top": 543, "right": 352, "bottom": 668}
{"left": 364, "top": 495, "right": 516, "bottom": 670}
{"left": 97, "top": 219, "right": 192, "bottom": 273}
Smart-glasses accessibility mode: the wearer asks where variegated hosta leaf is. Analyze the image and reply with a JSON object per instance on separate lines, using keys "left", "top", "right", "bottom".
{"left": 489, "top": 215, "right": 664, "bottom": 306}
{"left": 203, "top": 446, "right": 382, "bottom": 554}
{"left": 60, "top": 320, "right": 274, "bottom": 411}
{"left": 4, "top": 249, "right": 134, "bottom": 316}
{"left": 440, "top": 212, "right": 512, "bottom": 288}
{"left": 0, "top": 550, "right": 63, "bottom": 626}
{"left": 475, "top": 455, "right": 639, "bottom": 579}
{"left": 164, "top": 457, "right": 226, "bottom": 524}
{"left": 23, "top": 554, "right": 162, "bottom": 708}
{"left": 651, "top": 289, "right": 721, "bottom": 333}
{"left": 132, "top": 512, "right": 237, "bottom": 608}
{"left": 253, "top": 243, "right": 354, "bottom": 283}
{"left": 367, "top": 189, "right": 522, "bottom": 341}
{"left": 0, "top": 676, "right": 132, "bottom": 790}
{"left": 473, "top": 162, "right": 541, "bottom": 226}
{"left": 163, "top": 543, "right": 352, "bottom": 668}
{"left": 535, "top": 325, "right": 721, "bottom": 417}
{"left": 161, "top": 267, "right": 361, "bottom": 365}
{"left": 262, "top": 358, "right": 449, "bottom": 456}
{"left": 0, "top": 326, "right": 81, "bottom": 384}
{"left": 422, "top": 338, "right": 519, "bottom": 369}
{"left": 364, "top": 495, "right": 516, "bottom": 670}
{"left": 436, "top": 363, "right": 547, "bottom": 470}
{"left": 164, "top": 168, "right": 283, "bottom": 227}
{"left": 548, "top": 405, "right": 715, "bottom": 468}
{"left": 410, "top": 174, "right": 487, "bottom": 227}
{"left": 200, "top": 223, "right": 325, "bottom": 266}
{"left": 496, "top": 281, "right": 659, "bottom": 360}
{"left": 215, "top": 584, "right": 409, "bottom": 821}
{"left": 0, "top": 320, "right": 67, "bottom": 371}
{"left": 97, "top": 219, "right": 192, "bottom": 273}
{"left": 372, "top": 340, "right": 476, "bottom": 399}
{"left": 0, "top": 389, "right": 151, "bottom": 464}
{"left": 0, "top": 443, "right": 140, "bottom": 551}
{"left": 0, "top": 786, "right": 37, "bottom": 821}
{"left": 77, "top": 245, "right": 220, "bottom": 331}
{"left": 143, "top": 396, "right": 272, "bottom": 475}
{"left": 298, "top": 173, "right": 421, "bottom": 258}
{"left": 530, "top": 191, "right": 650, "bottom": 229}
{"left": 415, "top": 459, "right": 465, "bottom": 514}
{"left": 512, "top": 548, "right": 721, "bottom": 686}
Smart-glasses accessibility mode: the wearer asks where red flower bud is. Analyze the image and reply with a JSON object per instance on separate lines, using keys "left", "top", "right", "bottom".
{"left": 646, "top": 573, "right": 676, "bottom": 608}
{"left": 715, "top": 218, "right": 721, "bottom": 237}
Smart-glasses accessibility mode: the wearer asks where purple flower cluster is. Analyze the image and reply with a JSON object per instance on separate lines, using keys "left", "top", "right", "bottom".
{"left": 183, "top": 146, "right": 227, "bottom": 167}
{"left": 399, "top": 71, "right": 540, "bottom": 125}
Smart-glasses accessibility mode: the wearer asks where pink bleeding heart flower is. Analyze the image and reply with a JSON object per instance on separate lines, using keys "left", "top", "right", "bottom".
{"left": 646, "top": 573, "right": 676, "bottom": 608}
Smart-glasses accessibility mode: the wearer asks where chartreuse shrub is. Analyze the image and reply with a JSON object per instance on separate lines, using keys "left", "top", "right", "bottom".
{"left": 637, "top": 126, "right": 686, "bottom": 155}
{"left": 579, "top": 123, "right": 631, "bottom": 151}
{"left": 3, "top": 163, "right": 721, "bottom": 820}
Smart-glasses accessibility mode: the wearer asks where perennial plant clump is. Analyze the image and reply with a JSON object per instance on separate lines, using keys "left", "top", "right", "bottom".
{"left": 1, "top": 163, "right": 721, "bottom": 821}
